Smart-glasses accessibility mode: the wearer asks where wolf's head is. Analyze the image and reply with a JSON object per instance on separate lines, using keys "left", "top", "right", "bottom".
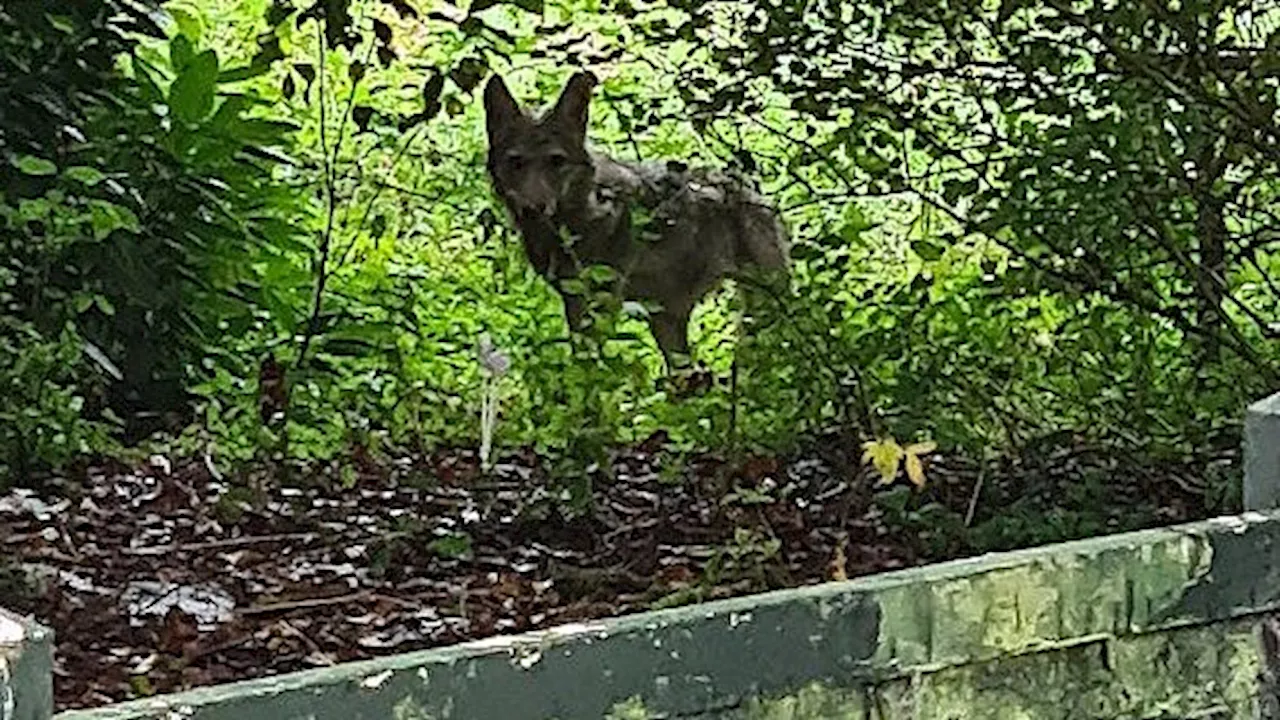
{"left": 483, "top": 72, "right": 597, "bottom": 221}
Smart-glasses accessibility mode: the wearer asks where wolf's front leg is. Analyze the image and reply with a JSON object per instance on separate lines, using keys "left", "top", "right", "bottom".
{"left": 651, "top": 310, "right": 715, "bottom": 399}
{"left": 561, "top": 291, "right": 585, "bottom": 333}
{"left": 650, "top": 310, "right": 692, "bottom": 373}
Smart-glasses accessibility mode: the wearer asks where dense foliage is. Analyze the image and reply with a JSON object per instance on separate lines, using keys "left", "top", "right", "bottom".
{"left": 5, "top": 0, "right": 1272, "bottom": 522}
{"left": 631, "top": 0, "right": 1280, "bottom": 455}
{"left": 1, "top": 0, "right": 312, "bottom": 479}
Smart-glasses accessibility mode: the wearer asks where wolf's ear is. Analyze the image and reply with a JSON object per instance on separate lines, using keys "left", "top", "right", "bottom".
{"left": 550, "top": 71, "right": 597, "bottom": 144}
{"left": 484, "top": 75, "right": 523, "bottom": 144}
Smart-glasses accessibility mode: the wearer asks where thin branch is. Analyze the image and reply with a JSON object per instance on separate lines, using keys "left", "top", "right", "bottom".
{"left": 296, "top": 23, "right": 338, "bottom": 372}
{"left": 335, "top": 124, "right": 426, "bottom": 268}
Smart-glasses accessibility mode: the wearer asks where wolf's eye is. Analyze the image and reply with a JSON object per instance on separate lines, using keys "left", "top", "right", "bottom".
{"left": 548, "top": 152, "right": 567, "bottom": 170}
{"left": 506, "top": 152, "right": 525, "bottom": 170}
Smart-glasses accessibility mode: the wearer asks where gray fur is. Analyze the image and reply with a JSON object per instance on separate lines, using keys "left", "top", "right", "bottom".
{"left": 483, "top": 71, "right": 790, "bottom": 368}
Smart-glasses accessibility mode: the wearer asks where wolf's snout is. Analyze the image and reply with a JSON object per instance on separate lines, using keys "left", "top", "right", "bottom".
{"left": 509, "top": 196, "right": 556, "bottom": 220}
{"left": 507, "top": 182, "right": 557, "bottom": 219}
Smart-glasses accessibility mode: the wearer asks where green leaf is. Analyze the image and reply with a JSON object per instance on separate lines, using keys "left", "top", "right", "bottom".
{"left": 470, "top": 0, "right": 543, "bottom": 14}
{"left": 45, "top": 14, "right": 77, "bottom": 34}
{"left": 168, "top": 6, "right": 203, "bottom": 43}
{"left": 132, "top": 55, "right": 165, "bottom": 102}
{"left": 584, "top": 264, "right": 617, "bottom": 284}
{"left": 170, "top": 50, "right": 220, "bottom": 124}
{"left": 428, "top": 532, "right": 473, "bottom": 559}
{"left": 94, "top": 294, "right": 116, "bottom": 317}
{"left": 218, "top": 62, "right": 272, "bottom": 83}
{"left": 170, "top": 34, "right": 194, "bottom": 71}
{"left": 13, "top": 155, "right": 57, "bottom": 176}
{"left": 621, "top": 300, "right": 650, "bottom": 319}
{"left": 449, "top": 56, "right": 488, "bottom": 92}
{"left": 236, "top": 119, "right": 300, "bottom": 144}
{"left": 88, "top": 201, "right": 141, "bottom": 240}
{"left": 208, "top": 95, "right": 252, "bottom": 132}
{"left": 64, "top": 166, "right": 106, "bottom": 185}
{"left": 912, "top": 240, "right": 944, "bottom": 261}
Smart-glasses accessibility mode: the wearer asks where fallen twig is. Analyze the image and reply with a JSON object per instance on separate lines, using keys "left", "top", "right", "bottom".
{"left": 124, "top": 533, "right": 317, "bottom": 556}
{"left": 242, "top": 591, "right": 372, "bottom": 616}
{"left": 964, "top": 465, "right": 986, "bottom": 527}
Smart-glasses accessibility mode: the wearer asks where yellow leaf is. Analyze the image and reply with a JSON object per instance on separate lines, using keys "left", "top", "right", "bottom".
{"left": 862, "top": 438, "right": 904, "bottom": 485}
{"left": 903, "top": 440, "right": 937, "bottom": 488}
{"left": 904, "top": 452, "right": 926, "bottom": 488}
{"left": 829, "top": 543, "right": 848, "bottom": 582}
{"left": 906, "top": 441, "right": 937, "bottom": 455}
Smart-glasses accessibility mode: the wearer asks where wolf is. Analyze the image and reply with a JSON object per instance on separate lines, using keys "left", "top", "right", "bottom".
{"left": 482, "top": 71, "right": 790, "bottom": 369}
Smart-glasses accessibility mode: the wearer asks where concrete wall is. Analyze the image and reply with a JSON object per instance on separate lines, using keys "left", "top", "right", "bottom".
{"left": 1, "top": 608, "right": 54, "bottom": 720}
{"left": 1248, "top": 392, "right": 1280, "bottom": 511}
{"left": 2, "top": 391, "right": 1278, "bottom": 719}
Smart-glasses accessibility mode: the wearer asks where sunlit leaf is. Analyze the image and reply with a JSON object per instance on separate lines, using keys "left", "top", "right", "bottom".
{"left": 906, "top": 441, "right": 937, "bottom": 455}
{"left": 903, "top": 454, "right": 924, "bottom": 488}
{"left": 903, "top": 442, "right": 936, "bottom": 488}
{"left": 168, "top": 6, "right": 203, "bottom": 43}
{"left": 862, "top": 438, "right": 904, "bottom": 485}
{"left": 88, "top": 200, "right": 141, "bottom": 240}
{"left": 470, "top": 0, "right": 544, "bottom": 14}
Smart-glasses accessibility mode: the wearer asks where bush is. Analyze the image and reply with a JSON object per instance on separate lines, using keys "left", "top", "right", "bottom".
{"left": 0, "top": 0, "right": 311, "bottom": 479}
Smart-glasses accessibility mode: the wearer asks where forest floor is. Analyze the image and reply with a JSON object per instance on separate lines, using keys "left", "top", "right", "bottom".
{"left": 2, "top": 431, "right": 1228, "bottom": 710}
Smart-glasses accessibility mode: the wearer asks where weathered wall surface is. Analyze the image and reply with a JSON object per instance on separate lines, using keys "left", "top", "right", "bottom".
{"left": 1, "top": 607, "right": 54, "bottom": 720}
{"left": 1247, "top": 392, "right": 1280, "bottom": 511}
{"left": 32, "top": 511, "right": 1280, "bottom": 720}
{"left": 730, "top": 618, "right": 1265, "bottom": 720}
